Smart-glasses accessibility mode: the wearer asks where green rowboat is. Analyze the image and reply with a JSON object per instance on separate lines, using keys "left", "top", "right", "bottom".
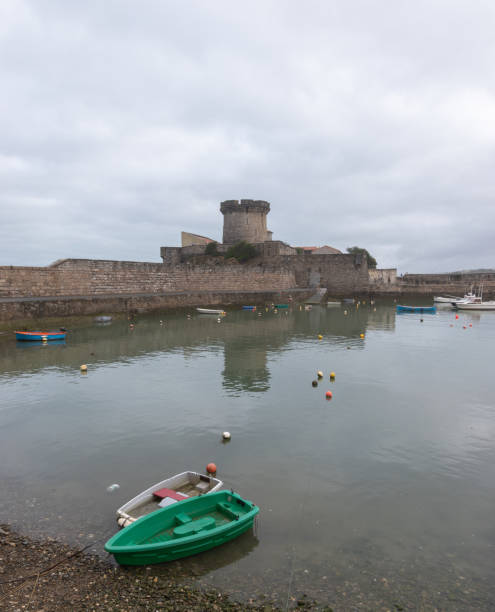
{"left": 274, "top": 304, "right": 289, "bottom": 309}
{"left": 104, "top": 490, "right": 259, "bottom": 565}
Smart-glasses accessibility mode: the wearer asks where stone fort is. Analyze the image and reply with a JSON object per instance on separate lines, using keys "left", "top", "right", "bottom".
{"left": 0, "top": 198, "right": 408, "bottom": 321}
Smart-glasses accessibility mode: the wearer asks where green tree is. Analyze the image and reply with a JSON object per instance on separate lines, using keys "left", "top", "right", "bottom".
{"left": 224, "top": 241, "right": 257, "bottom": 262}
{"left": 346, "top": 246, "right": 377, "bottom": 268}
{"left": 205, "top": 241, "right": 219, "bottom": 256}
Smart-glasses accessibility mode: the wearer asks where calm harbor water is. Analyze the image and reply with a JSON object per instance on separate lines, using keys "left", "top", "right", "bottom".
{"left": 1, "top": 301, "right": 494, "bottom": 609}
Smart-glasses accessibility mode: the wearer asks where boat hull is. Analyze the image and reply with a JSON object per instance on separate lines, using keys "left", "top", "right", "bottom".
{"left": 396, "top": 305, "right": 436, "bottom": 313}
{"left": 106, "top": 490, "right": 259, "bottom": 565}
{"left": 15, "top": 331, "right": 67, "bottom": 341}
{"left": 242, "top": 306, "right": 256, "bottom": 310}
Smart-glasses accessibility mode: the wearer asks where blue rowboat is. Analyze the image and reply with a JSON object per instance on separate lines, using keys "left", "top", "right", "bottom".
{"left": 242, "top": 305, "right": 256, "bottom": 310}
{"left": 396, "top": 305, "right": 436, "bottom": 314}
{"left": 15, "top": 331, "right": 67, "bottom": 341}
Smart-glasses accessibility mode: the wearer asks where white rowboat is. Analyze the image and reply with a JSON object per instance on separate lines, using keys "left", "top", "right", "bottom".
{"left": 196, "top": 308, "right": 226, "bottom": 315}
{"left": 116, "top": 471, "right": 223, "bottom": 527}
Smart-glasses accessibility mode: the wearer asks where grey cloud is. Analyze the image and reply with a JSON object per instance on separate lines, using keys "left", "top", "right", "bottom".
{"left": 1, "top": 0, "right": 494, "bottom": 271}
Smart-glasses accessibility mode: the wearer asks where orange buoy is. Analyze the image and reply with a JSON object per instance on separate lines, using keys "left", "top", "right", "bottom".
{"left": 455, "top": 314, "right": 459, "bottom": 319}
{"left": 325, "top": 390, "right": 333, "bottom": 399}
{"left": 206, "top": 462, "right": 217, "bottom": 474}
{"left": 360, "top": 333, "right": 365, "bottom": 338}
{"left": 469, "top": 324, "right": 472, "bottom": 327}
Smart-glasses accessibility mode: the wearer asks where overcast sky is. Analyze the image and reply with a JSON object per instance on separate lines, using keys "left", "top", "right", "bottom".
{"left": 1, "top": 1, "right": 494, "bottom": 273}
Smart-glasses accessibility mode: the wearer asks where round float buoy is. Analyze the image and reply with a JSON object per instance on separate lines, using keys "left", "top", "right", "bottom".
{"left": 420, "top": 318, "right": 424, "bottom": 323}
{"left": 455, "top": 314, "right": 459, "bottom": 320}
{"left": 463, "top": 325, "right": 467, "bottom": 329}
{"left": 80, "top": 364, "right": 87, "bottom": 372}
{"left": 330, "top": 372, "right": 336, "bottom": 380}
{"left": 217, "top": 318, "right": 221, "bottom": 323}
{"left": 206, "top": 462, "right": 217, "bottom": 475}
{"left": 360, "top": 333, "right": 365, "bottom": 339}
{"left": 469, "top": 323, "right": 472, "bottom": 327}
{"left": 312, "top": 380, "right": 318, "bottom": 387}
{"left": 347, "top": 346, "right": 351, "bottom": 350}
{"left": 325, "top": 390, "right": 333, "bottom": 399}
{"left": 42, "top": 336, "right": 47, "bottom": 342}
{"left": 317, "top": 370, "right": 323, "bottom": 378}
{"left": 318, "top": 334, "right": 323, "bottom": 340}
{"left": 222, "top": 432, "right": 231, "bottom": 440}
{"left": 344, "top": 310, "right": 347, "bottom": 315}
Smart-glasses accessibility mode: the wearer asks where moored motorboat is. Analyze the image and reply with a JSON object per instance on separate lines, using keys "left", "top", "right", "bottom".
{"left": 105, "top": 490, "right": 259, "bottom": 565}
{"left": 15, "top": 330, "right": 67, "bottom": 341}
{"left": 453, "top": 300, "right": 495, "bottom": 311}
{"left": 274, "top": 304, "right": 289, "bottom": 309}
{"left": 94, "top": 315, "right": 113, "bottom": 322}
{"left": 196, "top": 308, "right": 226, "bottom": 315}
{"left": 116, "top": 471, "right": 223, "bottom": 527}
{"left": 242, "top": 305, "right": 256, "bottom": 310}
{"left": 433, "top": 295, "right": 463, "bottom": 303}
{"left": 396, "top": 305, "right": 436, "bottom": 313}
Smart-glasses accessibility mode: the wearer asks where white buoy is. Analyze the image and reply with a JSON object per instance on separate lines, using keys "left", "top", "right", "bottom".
{"left": 106, "top": 483, "right": 120, "bottom": 492}
{"left": 222, "top": 431, "right": 231, "bottom": 440}
{"left": 217, "top": 318, "right": 221, "bottom": 323}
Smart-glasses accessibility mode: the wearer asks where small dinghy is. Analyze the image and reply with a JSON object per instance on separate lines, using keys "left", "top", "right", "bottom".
{"left": 116, "top": 471, "right": 223, "bottom": 527}
{"left": 196, "top": 308, "right": 226, "bottom": 315}
{"left": 15, "top": 330, "right": 67, "bottom": 341}
{"left": 94, "top": 315, "right": 113, "bottom": 323}
{"left": 396, "top": 305, "right": 436, "bottom": 313}
{"left": 274, "top": 304, "right": 289, "bottom": 309}
{"left": 105, "top": 490, "right": 259, "bottom": 565}
{"left": 242, "top": 305, "right": 256, "bottom": 310}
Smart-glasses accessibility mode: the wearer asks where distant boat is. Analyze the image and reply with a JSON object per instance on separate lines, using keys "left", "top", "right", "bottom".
{"left": 242, "top": 305, "right": 256, "bottom": 310}
{"left": 326, "top": 301, "right": 340, "bottom": 306}
{"left": 396, "top": 305, "right": 436, "bottom": 313}
{"left": 434, "top": 290, "right": 478, "bottom": 304}
{"left": 15, "top": 330, "right": 67, "bottom": 341}
{"left": 94, "top": 315, "right": 113, "bottom": 322}
{"left": 196, "top": 308, "right": 226, "bottom": 315}
{"left": 453, "top": 300, "right": 495, "bottom": 311}
{"left": 105, "top": 490, "right": 259, "bottom": 565}
{"left": 342, "top": 298, "right": 354, "bottom": 304}
{"left": 274, "top": 304, "right": 289, "bottom": 309}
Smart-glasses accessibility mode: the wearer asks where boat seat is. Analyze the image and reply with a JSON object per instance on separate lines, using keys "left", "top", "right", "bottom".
{"left": 217, "top": 502, "right": 240, "bottom": 520}
{"left": 175, "top": 512, "right": 192, "bottom": 525}
{"left": 153, "top": 488, "right": 188, "bottom": 502}
{"left": 173, "top": 516, "right": 216, "bottom": 537}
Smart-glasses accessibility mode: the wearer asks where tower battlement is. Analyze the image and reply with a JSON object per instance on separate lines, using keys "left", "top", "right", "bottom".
{"left": 220, "top": 199, "right": 272, "bottom": 244}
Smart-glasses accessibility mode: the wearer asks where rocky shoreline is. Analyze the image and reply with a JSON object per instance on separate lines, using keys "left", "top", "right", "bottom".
{"left": 0, "top": 524, "right": 294, "bottom": 611}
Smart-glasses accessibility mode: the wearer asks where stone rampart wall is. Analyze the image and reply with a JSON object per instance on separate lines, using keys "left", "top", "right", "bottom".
{"left": 0, "top": 289, "right": 312, "bottom": 322}
{"left": 280, "top": 253, "right": 369, "bottom": 295}
{"left": 0, "top": 259, "right": 296, "bottom": 299}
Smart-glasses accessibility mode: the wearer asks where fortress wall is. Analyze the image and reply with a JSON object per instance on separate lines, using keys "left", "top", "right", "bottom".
{"left": 276, "top": 253, "right": 369, "bottom": 295}
{"left": 0, "top": 259, "right": 296, "bottom": 299}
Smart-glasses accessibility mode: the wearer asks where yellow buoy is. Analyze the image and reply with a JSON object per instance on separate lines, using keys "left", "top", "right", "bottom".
{"left": 318, "top": 334, "right": 323, "bottom": 340}
{"left": 80, "top": 364, "right": 88, "bottom": 372}
{"left": 360, "top": 333, "right": 365, "bottom": 339}
{"left": 330, "top": 372, "right": 336, "bottom": 380}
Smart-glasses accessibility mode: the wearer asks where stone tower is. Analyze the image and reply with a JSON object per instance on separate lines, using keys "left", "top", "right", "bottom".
{"left": 220, "top": 199, "right": 272, "bottom": 244}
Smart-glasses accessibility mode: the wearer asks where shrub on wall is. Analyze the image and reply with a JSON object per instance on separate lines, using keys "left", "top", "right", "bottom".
{"left": 224, "top": 241, "right": 257, "bottom": 262}
{"left": 205, "top": 241, "right": 219, "bottom": 256}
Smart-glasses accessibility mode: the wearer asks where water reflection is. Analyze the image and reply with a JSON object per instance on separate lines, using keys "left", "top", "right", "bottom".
{"left": 1, "top": 302, "right": 495, "bottom": 608}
